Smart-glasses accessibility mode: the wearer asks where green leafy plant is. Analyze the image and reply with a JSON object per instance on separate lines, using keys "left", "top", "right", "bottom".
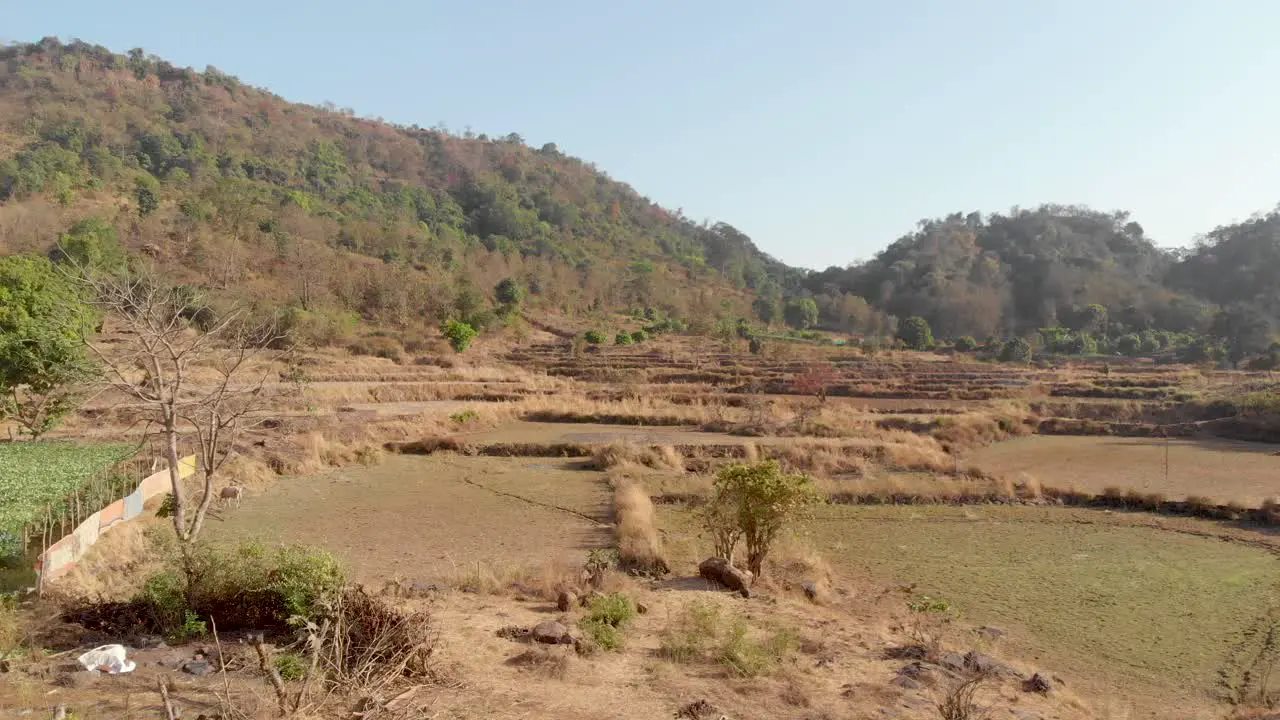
{"left": 898, "top": 316, "right": 934, "bottom": 350}
{"left": 614, "top": 332, "right": 633, "bottom": 345}
{"left": 175, "top": 610, "right": 208, "bottom": 642}
{"left": 630, "top": 329, "right": 649, "bottom": 343}
{"left": 583, "top": 330, "right": 606, "bottom": 345}
{"left": 274, "top": 652, "right": 307, "bottom": 681}
{"left": 450, "top": 409, "right": 480, "bottom": 425}
{"left": 701, "top": 460, "right": 818, "bottom": 575}
{"left": 658, "top": 599, "right": 796, "bottom": 676}
{"left": 441, "top": 319, "right": 478, "bottom": 353}
{"left": 906, "top": 594, "right": 958, "bottom": 653}
{"left": 578, "top": 592, "right": 636, "bottom": 651}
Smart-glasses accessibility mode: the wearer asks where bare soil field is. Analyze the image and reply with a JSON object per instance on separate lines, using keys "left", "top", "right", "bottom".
{"left": 212, "top": 455, "right": 611, "bottom": 583}
{"left": 967, "top": 435, "right": 1280, "bottom": 505}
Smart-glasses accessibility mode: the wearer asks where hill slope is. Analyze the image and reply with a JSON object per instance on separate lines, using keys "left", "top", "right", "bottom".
{"left": 0, "top": 38, "right": 799, "bottom": 338}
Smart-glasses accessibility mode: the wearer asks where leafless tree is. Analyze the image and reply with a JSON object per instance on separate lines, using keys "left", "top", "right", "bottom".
{"left": 79, "top": 271, "right": 282, "bottom": 544}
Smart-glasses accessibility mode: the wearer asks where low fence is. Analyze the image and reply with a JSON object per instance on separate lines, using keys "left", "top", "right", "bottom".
{"left": 37, "top": 455, "right": 196, "bottom": 585}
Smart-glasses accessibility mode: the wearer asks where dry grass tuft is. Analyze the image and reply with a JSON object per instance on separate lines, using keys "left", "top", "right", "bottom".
{"left": 505, "top": 646, "right": 571, "bottom": 678}
{"left": 591, "top": 441, "right": 685, "bottom": 472}
{"left": 613, "top": 481, "right": 668, "bottom": 575}
{"left": 445, "top": 559, "right": 581, "bottom": 601}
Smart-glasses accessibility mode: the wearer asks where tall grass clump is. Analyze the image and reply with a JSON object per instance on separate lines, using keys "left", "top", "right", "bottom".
{"left": 659, "top": 599, "right": 797, "bottom": 676}
{"left": 578, "top": 592, "right": 636, "bottom": 651}
{"left": 613, "top": 481, "right": 669, "bottom": 575}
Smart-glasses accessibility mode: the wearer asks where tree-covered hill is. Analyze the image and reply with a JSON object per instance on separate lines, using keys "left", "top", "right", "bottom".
{"left": 0, "top": 38, "right": 1277, "bottom": 363}
{"left": 0, "top": 38, "right": 799, "bottom": 340}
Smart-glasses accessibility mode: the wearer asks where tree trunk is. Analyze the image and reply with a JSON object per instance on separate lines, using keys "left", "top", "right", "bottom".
{"left": 163, "top": 411, "right": 188, "bottom": 542}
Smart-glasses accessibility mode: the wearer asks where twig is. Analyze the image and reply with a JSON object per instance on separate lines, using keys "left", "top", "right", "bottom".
{"left": 250, "top": 633, "right": 290, "bottom": 717}
{"left": 293, "top": 617, "right": 330, "bottom": 713}
{"left": 157, "top": 678, "right": 177, "bottom": 720}
{"left": 211, "top": 616, "right": 234, "bottom": 717}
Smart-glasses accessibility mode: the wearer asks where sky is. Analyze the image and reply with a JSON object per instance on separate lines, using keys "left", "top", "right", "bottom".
{"left": 7, "top": 0, "right": 1280, "bottom": 269}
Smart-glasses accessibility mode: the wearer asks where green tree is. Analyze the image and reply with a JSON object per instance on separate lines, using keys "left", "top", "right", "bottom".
{"left": 783, "top": 297, "right": 818, "bottom": 330}
{"left": 1116, "top": 334, "right": 1142, "bottom": 357}
{"left": 999, "top": 337, "right": 1033, "bottom": 363}
{"left": 735, "top": 318, "right": 755, "bottom": 340}
{"left": 897, "top": 316, "right": 934, "bottom": 350}
{"left": 584, "top": 330, "right": 606, "bottom": 345}
{"left": 51, "top": 217, "right": 126, "bottom": 272}
{"left": 701, "top": 461, "right": 818, "bottom": 577}
{"left": 441, "top": 319, "right": 478, "bottom": 353}
{"left": 494, "top": 277, "right": 524, "bottom": 312}
{"left": 135, "top": 174, "right": 160, "bottom": 216}
{"left": 615, "top": 332, "right": 633, "bottom": 345}
{"left": 0, "top": 256, "right": 98, "bottom": 438}
{"left": 953, "top": 336, "right": 978, "bottom": 352}
{"left": 630, "top": 329, "right": 649, "bottom": 343}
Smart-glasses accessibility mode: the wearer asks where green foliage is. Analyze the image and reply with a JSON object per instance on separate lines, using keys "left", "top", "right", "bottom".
{"left": 999, "top": 337, "right": 1033, "bottom": 363}
{"left": 1117, "top": 333, "right": 1142, "bottom": 357}
{"left": 494, "top": 277, "right": 524, "bottom": 311}
{"left": 954, "top": 336, "right": 978, "bottom": 352}
{"left": 905, "top": 594, "right": 958, "bottom": 651}
{"left": 748, "top": 336, "right": 764, "bottom": 355}
{"left": 450, "top": 409, "right": 480, "bottom": 425}
{"left": 735, "top": 318, "right": 755, "bottom": 340}
{"left": 175, "top": 610, "right": 208, "bottom": 642}
{"left": 583, "top": 330, "right": 606, "bottom": 345}
{"left": 51, "top": 217, "right": 125, "bottom": 272}
{"left": 578, "top": 592, "right": 636, "bottom": 651}
{"left": 658, "top": 600, "right": 795, "bottom": 677}
{"left": 703, "top": 461, "right": 818, "bottom": 576}
{"left": 614, "top": 332, "right": 633, "bottom": 346}
{"left": 136, "top": 542, "right": 344, "bottom": 634}
{"left": 898, "top": 316, "right": 934, "bottom": 350}
{"left": 0, "top": 442, "right": 133, "bottom": 558}
{"left": 784, "top": 297, "right": 819, "bottom": 330}
{"left": 275, "top": 653, "right": 307, "bottom": 681}
{"left": 441, "top": 319, "right": 478, "bottom": 353}
{"left": 629, "top": 329, "right": 649, "bottom": 343}
{"left": 134, "top": 174, "right": 160, "bottom": 216}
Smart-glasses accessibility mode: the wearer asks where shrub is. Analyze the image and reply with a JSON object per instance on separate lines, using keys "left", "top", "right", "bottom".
{"left": 702, "top": 460, "right": 818, "bottom": 575}
{"left": 349, "top": 335, "right": 403, "bottom": 363}
{"left": 275, "top": 652, "right": 307, "bottom": 681}
{"left": 953, "top": 336, "right": 978, "bottom": 352}
{"left": 630, "top": 329, "right": 649, "bottom": 343}
{"left": 659, "top": 600, "right": 723, "bottom": 662}
{"left": 719, "top": 619, "right": 797, "bottom": 677}
{"left": 577, "top": 593, "right": 636, "bottom": 651}
{"left": 615, "top": 332, "right": 633, "bottom": 346}
{"left": 748, "top": 336, "right": 764, "bottom": 354}
{"left": 898, "top": 316, "right": 934, "bottom": 350}
{"left": 450, "top": 409, "right": 480, "bottom": 425}
{"left": 584, "top": 330, "right": 606, "bottom": 345}
{"left": 659, "top": 600, "right": 796, "bottom": 677}
{"left": 999, "top": 337, "right": 1033, "bottom": 363}
{"left": 906, "top": 595, "right": 957, "bottom": 653}
{"left": 441, "top": 319, "right": 478, "bottom": 353}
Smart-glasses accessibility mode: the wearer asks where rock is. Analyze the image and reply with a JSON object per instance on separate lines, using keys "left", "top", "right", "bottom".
{"left": 182, "top": 659, "right": 213, "bottom": 677}
{"left": 496, "top": 625, "right": 531, "bottom": 640}
{"left": 976, "top": 626, "right": 1005, "bottom": 641}
{"left": 129, "top": 634, "right": 166, "bottom": 649}
{"left": 636, "top": 601, "right": 649, "bottom": 615}
{"left": 556, "top": 589, "right": 577, "bottom": 612}
{"left": 532, "top": 621, "right": 573, "bottom": 645}
{"left": 56, "top": 671, "right": 99, "bottom": 689}
{"left": 579, "top": 590, "right": 606, "bottom": 607}
{"left": 937, "top": 652, "right": 966, "bottom": 673}
{"left": 897, "top": 662, "right": 932, "bottom": 680}
{"left": 698, "top": 556, "right": 753, "bottom": 597}
{"left": 675, "top": 699, "right": 721, "bottom": 719}
{"left": 802, "top": 580, "right": 819, "bottom": 602}
{"left": 1023, "top": 672, "right": 1053, "bottom": 694}
{"left": 963, "top": 651, "right": 998, "bottom": 674}
{"left": 891, "top": 675, "right": 921, "bottom": 689}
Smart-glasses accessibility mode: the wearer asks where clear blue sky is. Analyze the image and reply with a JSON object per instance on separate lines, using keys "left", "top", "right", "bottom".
{"left": 8, "top": 1, "right": 1280, "bottom": 269}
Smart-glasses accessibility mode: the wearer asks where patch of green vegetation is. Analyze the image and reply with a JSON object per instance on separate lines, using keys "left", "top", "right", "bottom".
{"left": 275, "top": 652, "right": 307, "bottom": 681}
{"left": 0, "top": 442, "right": 135, "bottom": 558}
{"left": 658, "top": 599, "right": 797, "bottom": 676}
{"left": 578, "top": 592, "right": 635, "bottom": 651}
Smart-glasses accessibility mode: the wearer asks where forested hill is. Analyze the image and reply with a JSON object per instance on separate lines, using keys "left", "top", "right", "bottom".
{"left": 0, "top": 38, "right": 800, "bottom": 336}
{"left": 0, "top": 38, "right": 1277, "bottom": 362}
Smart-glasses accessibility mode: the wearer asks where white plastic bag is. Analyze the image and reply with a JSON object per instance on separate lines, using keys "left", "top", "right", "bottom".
{"left": 76, "top": 644, "right": 136, "bottom": 674}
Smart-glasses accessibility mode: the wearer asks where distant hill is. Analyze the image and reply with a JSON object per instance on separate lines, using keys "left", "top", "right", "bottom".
{"left": 0, "top": 38, "right": 1276, "bottom": 360}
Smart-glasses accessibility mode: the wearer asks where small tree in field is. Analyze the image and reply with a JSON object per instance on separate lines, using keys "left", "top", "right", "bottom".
{"left": 702, "top": 461, "right": 817, "bottom": 576}
{"left": 80, "top": 271, "right": 281, "bottom": 545}
{"left": 791, "top": 362, "right": 838, "bottom": 405}
{"left": 999, "top": 337, "right": 1033, "bottom": 363}
{"left": 441, "top": 319, "right": 478, "bottom": 352}
{"left": 898, "top": 316, "right": 933, "bottom": 350}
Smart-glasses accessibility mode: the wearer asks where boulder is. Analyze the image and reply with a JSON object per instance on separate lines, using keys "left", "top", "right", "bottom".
{"left": 975, "top": 626, "right": 1005, "bottom": 641}
{"left": 891, "top": 674, "right": 921, "bottom": 690}
{"left": 897, "top": 662, "right": 933, "bottom": 680}
{"left": 937, "top": 652, "right": 966, "bottom": 673}
{"left": 1023, "top": 672, "right": 1053, "bottom": 694}
{"left": 182, "top": 659, "right": 213, "bottom": 677}
{"left": 532, "top": 621, "right": 573, "bottom": 645}
{"left": 698, "top": 557, "right": 753, "bottom": 597}
{"left": 556, "top": 589, "right": 577, "bottom": 612}
{"left": 56, "top": 671, "right": 99, "bottom": 689}
{"left": 802, "top": 580, "right": 819, "bottom": 602}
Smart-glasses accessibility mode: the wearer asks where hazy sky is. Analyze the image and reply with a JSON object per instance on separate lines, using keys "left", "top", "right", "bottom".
{"left": 8, "top": 1, "right": 1280, "bottom": 269}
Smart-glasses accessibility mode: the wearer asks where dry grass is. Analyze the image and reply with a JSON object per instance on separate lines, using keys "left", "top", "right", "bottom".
{"left": 444, "top": 558, "right": 582, "bottom": 601}
{"left": 613, "top": 480, "right": 668, "bottom": 575}
{"left": 590, "top": 441, "right": 687, "bottom": 472}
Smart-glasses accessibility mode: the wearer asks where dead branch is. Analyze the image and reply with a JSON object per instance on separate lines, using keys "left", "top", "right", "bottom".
{"left": 250, "top": 633, "right": 291, "bottom": 718}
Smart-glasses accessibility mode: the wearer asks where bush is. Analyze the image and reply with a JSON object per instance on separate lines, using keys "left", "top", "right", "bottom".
{"left": 275, "top": 652, "right": 307, "bottom": 681}
{"left": 348, "top": 335, "right": 403, "bottom": 363}
{"left": 135, "top": 542, "right": 344, "bottom": 635}
{"left": 441, "top": 319, "right": 478, "bottom": 353}
{"left": 583, "top": 330, "right": 606, "bottom": 345}
{"left": 630, "top": 329, "right": 649, "bottom": 343}
{"left": 615, "top": 332, "right": 633, "bottom": 346}
{"left": 450, "top": 409, "right": 480, "bottom": 425}
{"left": 748, "top": 336, "right": 764, "bottom": 354}
{"left": 898, "top": 316, "right": 934, "bottom": 350}
{"left": 999, "top": 337, "right": 1033, "bottom": 363}
{"left": 659, "top": 600, "right": 796, "bottom": 677}
{"left": 577, "top": 592, "right": 636, "bottom": 651}
{"left": 701, "top": 461, "right": 818, "bottom": 576}
{"left": 953, "top": 336, "right": 978, "bottom": 352}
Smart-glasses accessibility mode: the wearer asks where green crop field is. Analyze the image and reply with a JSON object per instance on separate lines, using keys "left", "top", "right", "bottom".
{"left": 0, "top": 441, "right": 136, "bottom": 557}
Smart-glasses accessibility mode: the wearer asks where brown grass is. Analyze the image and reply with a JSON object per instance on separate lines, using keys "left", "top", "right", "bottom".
{"left": 613, "top": 480, "right": 668, "bottom": 575}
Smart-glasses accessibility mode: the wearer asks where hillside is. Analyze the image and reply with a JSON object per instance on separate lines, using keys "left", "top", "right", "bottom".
{"left": 0, "top": 38, "right": 800, "bottom": 341}
{"left": 0, "top": 38, "right": 1277, "bottom": 362}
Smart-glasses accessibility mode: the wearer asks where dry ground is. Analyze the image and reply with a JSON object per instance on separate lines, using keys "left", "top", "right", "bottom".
{"left": 966, "top": 435, "right": 1280, "bottom": 505}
